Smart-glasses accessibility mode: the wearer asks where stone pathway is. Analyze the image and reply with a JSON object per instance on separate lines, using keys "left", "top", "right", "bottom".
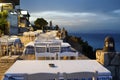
{"left": 0, "top": 56, "right": 19, "bottom": 63}
{"left": 0, "top": 62, "right": 14, "bottom": 80}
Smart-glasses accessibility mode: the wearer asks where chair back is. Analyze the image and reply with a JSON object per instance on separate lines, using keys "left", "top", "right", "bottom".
{"left": 34, "top": 42, "right": 47, "bottom": 53}
{"left": 63, "top": 71, "right": 98, "bottom": 80}
{"left": 49, "top": 42, "right": 61, "bottom": 53}
{"left": 0, "top": 37, "right": 9, "bottom": 46}
{"left": 27, "top": 73, "right": 58, "bottom": 80}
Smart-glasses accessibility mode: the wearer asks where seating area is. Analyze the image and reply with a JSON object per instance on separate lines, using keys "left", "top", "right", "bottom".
{"left": 22, "top": 30, "right": 79, "bottom": 60}
{"left": 0, "top": 30, "right": 113, "bottom": 80}
{"left": 0, "top": 36, "right": 23, "bottom": 56}
{"left": 34, "top": 42, "right": 55, "bottom": 60}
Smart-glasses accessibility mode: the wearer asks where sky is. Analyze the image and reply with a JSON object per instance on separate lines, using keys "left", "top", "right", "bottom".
{"left": 20, "top": 0, "right": 120, "bottom": 33}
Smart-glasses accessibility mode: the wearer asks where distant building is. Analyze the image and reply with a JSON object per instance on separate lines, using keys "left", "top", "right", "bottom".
{"left": 18, "top": 10, "right": 31, "bottom": 33}
{"left": 96, "top": 36, "right": 120, "bottom": 80}
{"left": 7, "top": 12, "right": 18, "bottom": 35}
{"left": 50, "top": 21, "right": 52, "bottom": 27}
{"left": 9, "top": 10, "right": 30, "bottom": 34}
{"left": 103, "top": 36, "right": 116, "bottom": 52}
{"left": 0, "top": 0, "right": 19, "bottom": 35}
{"left": 0, "top": 0, "right": 31, "bottom": 35}
{"left": 0, "top": 1, "right": 19, "bottom": 35}
{"left": 46, "top": 21, "right": 54, "bottom": 30}
{"left": 19, "top": 10, "right": 30, "bottom": 28}
{"left": 61, "top": 27, "right": 66, "bottom": 40}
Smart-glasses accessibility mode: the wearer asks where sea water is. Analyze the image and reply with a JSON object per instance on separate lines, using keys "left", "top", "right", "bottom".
{"left": 69, "top": 33, "right": 120, "bottom": 51}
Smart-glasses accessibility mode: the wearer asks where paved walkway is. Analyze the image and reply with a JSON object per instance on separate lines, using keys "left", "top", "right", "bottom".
{"left": 0, "top": 56, "right": 19, "bottom": 63}
{"left": 0, "top": 62, "right": 14, "bottom": 80}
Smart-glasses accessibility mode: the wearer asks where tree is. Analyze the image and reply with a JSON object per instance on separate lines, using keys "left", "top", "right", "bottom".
{"left": 34, "top": 18, "right": 48, "bottom": 30}
{"left": 0, "top": 10, "right": 8, "bottom": 35}
{"left": 54, "top": 25, "right": 59, "bottom": 30}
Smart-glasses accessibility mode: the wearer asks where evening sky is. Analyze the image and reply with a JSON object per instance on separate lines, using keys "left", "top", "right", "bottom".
{"left": 20, "top": 0, "right": 120, "bottom": 33}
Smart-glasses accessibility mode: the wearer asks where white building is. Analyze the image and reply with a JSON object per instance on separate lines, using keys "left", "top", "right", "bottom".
{"left": 7, "top": 12, "right": 18, "bottom": 35}
{"left": 19, "top": 10, "right": 30, "bottom": 28}
{"left": 4, "top": 60, "right": 112, "bottom": 80}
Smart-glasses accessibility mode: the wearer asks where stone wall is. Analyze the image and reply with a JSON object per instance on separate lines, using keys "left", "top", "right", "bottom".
{"left": 96, "top": 51, "right": 120, "bottom": 80}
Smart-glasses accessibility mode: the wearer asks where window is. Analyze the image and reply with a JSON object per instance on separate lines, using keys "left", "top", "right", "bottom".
{"left": 105, "top": 42, "right": 109, "bottom": 47}
{"left": 109, "top": 43, "right": 113, "bottom": 47}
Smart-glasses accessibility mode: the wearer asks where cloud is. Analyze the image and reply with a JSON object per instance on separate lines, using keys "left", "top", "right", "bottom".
{"left": 113, "top": 9, "right": 120, "bottom": 14}
{"left": 30, "top": 11, "right": 120, "bottom": 33}
{"left": 30, "top": 11, "right": 97, "bottom": 21}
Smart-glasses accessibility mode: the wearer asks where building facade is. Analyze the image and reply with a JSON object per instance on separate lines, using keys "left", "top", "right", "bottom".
{"left": 7, "top": 12, "right": 18, "bottom": 35}
{"left": 18, "top": 10, "right": 30, "bottom": 33}
{"left": 0, "top": 0, "right": 30, "bottom": 35}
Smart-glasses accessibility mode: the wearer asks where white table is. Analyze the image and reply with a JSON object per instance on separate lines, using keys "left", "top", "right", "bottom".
{"left": 0, "top": 37, "right": 21, "bottom": 46}
{"left": 23, "top": 42, "right": 71, "bottom": 54}
{"left": 8, "top": 37, "right": 22, "bottom": 46}
{"left": 4, "top": 60, "right": 112, "bottom": 80}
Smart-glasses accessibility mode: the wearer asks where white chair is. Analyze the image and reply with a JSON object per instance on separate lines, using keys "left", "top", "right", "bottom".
{"left": 49, "top": 42, "right": 61, "bottom": 59}
{"left": 4, "top": 74, "right": 27, "bottom": 80}
{"left": 23, "top": 32, "right": 29, "bottom": 37}
{"left": 63, "top": 71, "right": 98, "bottom": 80}
{"left": 58, "top": 51, "right": 78, "bottom": 60}
{"left": 34, "top": 42, "right": 47, "bottom": 60}
{"left": 0, "top": 37, "right": 9, "bottom": 56}
{"left": 49, "top": 43, "right": 61, "bottom": 51}
{"left": 28, "top": 73, "right": 59, "bottom": 80}
{"left": 34, "top": 42, "right": 57, "bottom": 60}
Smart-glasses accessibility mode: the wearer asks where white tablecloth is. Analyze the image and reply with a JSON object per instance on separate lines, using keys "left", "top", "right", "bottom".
{"left": 23, "top": 42, "right": 35, "bottom": 54}
{"left": 8, "top": 37, "right": 22, "bottom": 46}
{"left": 0, "top": 37, "right": 22, "bottom": 46}
{"left": 23, "top": 42, "right": 72, "bottom": 54}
